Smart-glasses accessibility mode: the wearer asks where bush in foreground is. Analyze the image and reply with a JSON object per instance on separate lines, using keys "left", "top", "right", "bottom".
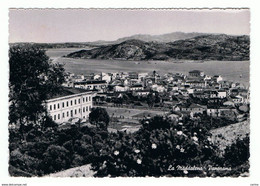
{"left": 91, "top": 118, "right": 222, "bottom": 177}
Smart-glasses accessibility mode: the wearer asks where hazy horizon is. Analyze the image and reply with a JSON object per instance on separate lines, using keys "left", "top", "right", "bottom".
{"left": 9, "top": 9, "right": 250, "bottom": 43}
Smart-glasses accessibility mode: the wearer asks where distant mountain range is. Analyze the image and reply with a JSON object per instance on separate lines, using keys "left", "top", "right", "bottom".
{"left": 9, "top": 32, "right": 217, "bottom": 48}
{"left": 66, "top": 34, "right": 250, "bottom": 61}
{"left": 92, "top": 32, "right": 208, "bottom": 45}
{"left": 115, "top": 32, "right": 209, "bottom": 43}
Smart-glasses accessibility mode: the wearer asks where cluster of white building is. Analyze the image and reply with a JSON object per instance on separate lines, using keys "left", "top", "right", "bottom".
{"left": 45, "top": 69, "right": 249, "bottom": 124}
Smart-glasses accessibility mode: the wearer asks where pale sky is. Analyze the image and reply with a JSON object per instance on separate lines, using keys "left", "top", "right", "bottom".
{"left": 9, "top": 9, "right": 250, "bottom": 43}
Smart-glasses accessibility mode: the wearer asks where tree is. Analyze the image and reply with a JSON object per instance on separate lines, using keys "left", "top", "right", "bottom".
{"left": 142, "top": 116, "right": 173, "bottom": 130}
{"left": 42, "top": 145, "right": 70, "bottom": 173}
{"left": 9, "top": 45, "right": 65, "bottom": 127}
{"left": 146, "top": 91, "right": 161, "bottom": 108}
{"left": 89, "top": 107, "right": 110, "bottom": 129}
{"left": 146, "top": 92, "right": 155, "bottom": 108}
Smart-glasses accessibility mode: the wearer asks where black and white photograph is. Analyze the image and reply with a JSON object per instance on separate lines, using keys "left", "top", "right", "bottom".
{"left": 6, "top": 8, "right": 252, "bottom": 178}
{"left": 1, "top": 0, "right": 260, "bottom": 184}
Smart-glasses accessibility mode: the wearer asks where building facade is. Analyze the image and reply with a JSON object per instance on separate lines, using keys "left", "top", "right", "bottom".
{"left": 46, "top": 91, "right": 93, "bottom": 124}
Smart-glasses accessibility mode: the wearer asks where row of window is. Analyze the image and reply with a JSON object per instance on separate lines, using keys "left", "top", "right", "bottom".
{"left": 49, "top": 96, "right": 92, "bottom": 111}
{"left": 53, "top": 106, "right": 92, "bottom": 121}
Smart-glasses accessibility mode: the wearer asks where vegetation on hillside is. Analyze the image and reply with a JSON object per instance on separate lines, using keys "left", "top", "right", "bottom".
{"left": 9, "top": 115, "right": 249, "bottom": 177}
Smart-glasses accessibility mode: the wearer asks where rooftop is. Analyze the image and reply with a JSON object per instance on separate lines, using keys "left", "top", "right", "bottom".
{"left": 130, "top": 84, "right": 143, "bottom": 88}
{"left": 208, "top": 105, "right": 236, "bottom": 109}
{"left": 189, "top": 70, "right": 203, "bottom": 73}
{"left": 189, "top": 103, "right": 207, "bottom": 109}
{"left": 135, "top": 89, "right": 150, "bottom": 92}
{"left": 186, "top": 80, "right": 205, "bottom": 83}
{"left": 74, "top": 80, "right": 107, "bottom": 85}
{"left": 46, "top": 87, "right": 91, "bottom": 100}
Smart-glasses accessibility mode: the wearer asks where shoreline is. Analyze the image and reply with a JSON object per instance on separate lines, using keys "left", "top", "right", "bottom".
{"left": 61, "top": 57, "right": 249, "bottom": 64}
{"left": 50, "top": 56, "right": 249, "bottom": 87}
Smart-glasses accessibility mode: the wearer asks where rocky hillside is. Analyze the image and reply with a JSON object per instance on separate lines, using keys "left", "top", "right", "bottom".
{"left": 66, "top": 34, "right": 249, "bottom": 61}
{"left": 211, "top": 120, "right": 249, "bottom": 153}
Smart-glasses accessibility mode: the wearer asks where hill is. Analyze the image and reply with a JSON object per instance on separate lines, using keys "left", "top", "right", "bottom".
{"left": 115, "top": 32, "right": 207, "bottom": 43}
{"left": 66, "top": 34, "right": 250, "bottom": 61}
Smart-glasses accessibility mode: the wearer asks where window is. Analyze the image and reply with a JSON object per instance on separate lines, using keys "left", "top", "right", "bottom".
{"left": 67, "top": 111, "right": 69, "bottom": 117}
{"left": 71, "top": 110, "right": 73, "bottom": 117}
{"left": 50, "top": 105, "right": 52, "bottom": 110}
{"left": 58, "top": 114, "right": 60, "bottom": 119}
{"left": 57, "top": 103, "right": 60, "bottom": 109}
{"left": 75, "top": 99, "right": 77, "bottom": 105}
{"left": 71, "top": 100, "right": 73, "bottom": 106}
{"left": 75, "top": 109, "right": 77, "bottom": 115}
{"left": 83, "top": 107, "right": 85, "bottom": 112}
{"left": 86, "top": 97, "right": 88, "bottom": 102}
{"left": 62, "top": 102, "right": 64, "bottom": 108}
{"left": 78, "top": 99, "right": 80, "bottom": 104}
{"left": 86, "top": 106, "right": 88, "bottom": 112}
{"left": 54, "top": 104, "right": 56, "bottom": 110}
{"left": 79, "top": 108, "right": 81, "bottom": 113}
{"left": 67, "top": 101, "right": 69, "bottom": 107}
{"left": 89, "top": 96, "right": 91, "bottom": 101}
{"left": 62, "top": 113, "right": 65, "bottom": 118}
{"left": 54, "top": 115, "right": 56, "bottom": 120}
{"left": 83, "top": 98, "right": 85, "bottom": 102}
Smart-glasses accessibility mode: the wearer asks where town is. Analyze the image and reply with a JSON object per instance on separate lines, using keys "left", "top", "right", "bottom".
{"left": 46, "top": 69, "right": 250, "bottom": 132}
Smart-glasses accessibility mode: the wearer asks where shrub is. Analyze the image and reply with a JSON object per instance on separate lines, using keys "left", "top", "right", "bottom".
{"left": 91, "top": 117, "right": 220, "bottom": 177}
{"left": 42, "top": 145, "right": 70, "bottom": 173}
{"left": 224, "top": 136, "right": 250, "bottom": 167}
{"left": 142, "top": 116, "right": 174, "bottom": 130}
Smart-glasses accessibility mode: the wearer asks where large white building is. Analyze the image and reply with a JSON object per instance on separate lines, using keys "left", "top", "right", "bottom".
{"left": 45, "top": 88, "right": 93, "bottom": 124}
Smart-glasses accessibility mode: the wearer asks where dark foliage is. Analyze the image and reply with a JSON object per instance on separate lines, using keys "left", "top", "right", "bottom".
{"left": 9, "top": 123, "right": 109, "bottom": 176}
{"left": 224, "top": 136, "right": 250, "bottom": 167}
{"left": 89, "top": 107, "right": 110, "bottom": 129}
{"left": 9, "top": 115, "right": 249, "bottom": 177}
{"left": 91, "top": 117, "right": 219, "bottom": 177}
{"left": 9, "top": 45, "right": 65, "bottom": 127}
